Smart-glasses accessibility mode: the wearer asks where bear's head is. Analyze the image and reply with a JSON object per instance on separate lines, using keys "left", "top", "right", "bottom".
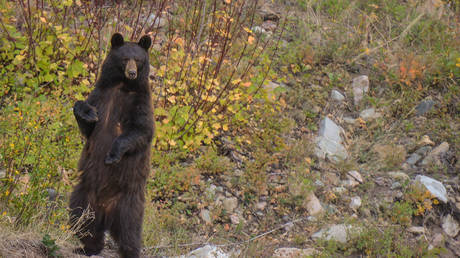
{"left": 102, "top": 33, "right": 152, "bottom": 84}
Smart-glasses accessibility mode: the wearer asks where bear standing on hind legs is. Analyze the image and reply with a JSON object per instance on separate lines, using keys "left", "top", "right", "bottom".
{"left": 70, "top": 33, "right": 154, "bottom": 258}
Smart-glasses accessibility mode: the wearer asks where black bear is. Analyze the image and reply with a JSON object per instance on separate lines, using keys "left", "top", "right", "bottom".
{"left": 70, "top": 33, "right": 154, "bottom": 258}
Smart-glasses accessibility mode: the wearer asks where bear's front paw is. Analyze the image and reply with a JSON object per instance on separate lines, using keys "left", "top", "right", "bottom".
{"left": 74, "top": 101, "right": 98, "bottom": 123}
{"left": 105, "top": 151, "right": 121, "bottom": 165}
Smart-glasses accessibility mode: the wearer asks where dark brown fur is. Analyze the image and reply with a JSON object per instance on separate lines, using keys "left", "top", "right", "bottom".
{"left": 70, "top": 33, "right": 153, "bottom": 258}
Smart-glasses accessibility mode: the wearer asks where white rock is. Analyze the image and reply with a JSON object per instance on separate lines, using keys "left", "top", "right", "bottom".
{"left": 223, "top": 197, "right": 238, "bottom": 213}
{"left": 349, "top": 196, "right": 362, "bottom": 210}
{"left": 342, "top": 179, "right": 359, "bottom": 188}
{"left": 442, "top": 214, "right": 460, "bottom": 237}
{"left": 146, "top": 14, "right": 166, "bottom": 28}
{"left": 343, "top": 117, "right": 356, "bottom": 124}
{"left": 406, "top": 153, "right": 422, "bottom": 165}
{"left": 230, "top": 213, "right": 243, "bottom": 225}
{"left": 359, "top": 108, "right": 381, "bottom": 121}
{"left": 312, "top": 224, "right": 356, "bottom": 244}
{"left": 331, "top": 90, "right": 345, "bottom": 102}
{"left": 388, "top": 171, "right": 410, "bottom": 182}
{"left": 430, "top": 233, "right": 444, "bottom": 248}
{"left": 272, "top": 248, "right": 318, "bottom": 258}
{"left": 256, "top": 201, "right": 267, "bottom": 211}
{"left": 352, "top": 75, "right": 369, "bottom": 105}
{"left": 252, "top": 26, "right": 267, "bottom": 34}
{"left": 415, "top": 175, "right": 448, "bottom": 203}
{"left": 304, "top": 192, "right": 324, "bottom": 216}
{"left": 421, "top": 142, "right": 449, "bottom": 166}
{"left": 200, "top": 209, "right": 212, "bottom": 224}
{"left": 408, "top": 226, "right": 425, "bottom": 234}
{"left": 314, "top": 117, "right": 348, "bottom": 162}
{"left": 347, "top": 170, "right": 363, "bottom": 183}
{"left": 180, "top": 245, "right": 229, "bottom": 258}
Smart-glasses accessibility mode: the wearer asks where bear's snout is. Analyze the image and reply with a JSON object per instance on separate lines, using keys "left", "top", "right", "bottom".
{"left": 125, "top": 59, "right": 137, "bottom": 80}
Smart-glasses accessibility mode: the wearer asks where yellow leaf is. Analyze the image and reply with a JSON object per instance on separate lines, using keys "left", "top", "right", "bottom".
{"left": 222, "top": 124, "right": 228, "bottom": 131}
{"left": 231, "top": 78, "right": 241, "bottom": 85}
{"left": 212, "top": 123, "right": 221, "bottom": 130}
{"left": 243, "top": 27, "right": 253, "bottom": 33}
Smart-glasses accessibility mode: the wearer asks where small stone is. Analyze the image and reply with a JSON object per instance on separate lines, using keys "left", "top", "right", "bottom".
{"left": 230, "top": 214, "right": 242, "bottom": 225}
{"left": 408, "top": 226, "right": 425, "bottom": 234}
{"left": 323, "top": 172, "right": 340, "bottom": 185}
{"left": 352, "top": 75, "right": 369, "bottom": 106}
{"left": 391, "top": 182, "right": 402, "bottom": 190}
{"left": 146, "top": 14, "right": 166, "bottom": 28}
{"left": 333, "top": 186, "right": 347, "bottom": 194}
{"left": 406, "top": 153, "right": 422, "bottom": 165}
{"left": 415, "top": 146, "right": 432, "bottom": 156}
{"left": 359, "top": 108, "right": 382, "bottom": 121}
{"left": 343, "top": 117, "right": 356, "bottom": 124}
{"left": 416, "top": 99, "right": 436, "bottom": 116}
{"left": 46, "top": 188, "right": 57, "bottom": 202}
{"left": 342, "top": 179, "right": 359, "bottom": 188}
{"left": 331, "top": 90, "right": 345, "bottom": 102}
{"left": 272, "top": 248, "right": 318, "bottom": 258}
{"left": 312, "top": 224, "right": 356, "bottom": 244}
{"left": 205, "top": 184, "right": 217, "bottom": 197}
{"left": 347, "top": 170, "right": 363, "bottom": 183}
{"left": 283, "top": 222, "right": 295, "bottom": 231}
{"left": 200, "top": 209, "right": 212, "bottom": 225}
{"left": 442, "top": 214, "right": 460, "bottom": 237}
{"left": 0, "top": 169, "right": 6, "bottom": 178}
{"left": 415, "top": 175, "right": 448, "bottom": 203}
{"left": 418, "top": 135, "right": 435, "bottom": 146}
{"left": 314, "top": 117, "right": 348, "bottom": 162}
{"left": 304, "top": 192, "right": 324, "bottom": 216}
{"left": 421, "top": 142, "right": 449, "bottom": 166}
{"left": 387, "top": 171, "right": 410, "bottom": 182}
{"left": 181, "top": 244, "right": 229, "bottom": 258}
{"left": 374, "top": 177, "right": 387, "bottom": 186}
{"left": 223, "top": 197, "right": 238, "bottom": 213}
{"left": 350, "top": 196, "right": 362, "bottom": 211}
{"left": 251, "top": 26, "right": 267, "bottom": 35}
{"left": 431, "top": 233, "right": 444, "bottom": 248}
{"left": 256, "top": 201, "right": 267, "bottom": 211}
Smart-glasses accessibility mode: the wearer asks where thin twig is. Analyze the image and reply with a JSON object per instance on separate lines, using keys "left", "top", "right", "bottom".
{"left": 351, "top": 13, "right": 424, "bottom": 63}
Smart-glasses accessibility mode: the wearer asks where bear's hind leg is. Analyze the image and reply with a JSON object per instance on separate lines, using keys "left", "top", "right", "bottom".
{"left": 69, "top": 186, "right": 105, "bottom": 255}
{"left": 110, "top": 196, "right": 144, "bottom": 258}
{"left": 73, "top": 224, "right": 105, "bottom": 256}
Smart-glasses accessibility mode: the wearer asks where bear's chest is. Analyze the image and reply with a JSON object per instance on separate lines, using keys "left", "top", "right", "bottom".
{"left": 93, "top": 86, "right": 137, "bottom": 141}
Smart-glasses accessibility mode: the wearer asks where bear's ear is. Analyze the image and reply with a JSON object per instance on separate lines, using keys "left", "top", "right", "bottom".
{"left": 111, "top": 33, "right": 124, "bottom": 48}
{"left": 138, "top": 35, "right": 152, "bottom": 51}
